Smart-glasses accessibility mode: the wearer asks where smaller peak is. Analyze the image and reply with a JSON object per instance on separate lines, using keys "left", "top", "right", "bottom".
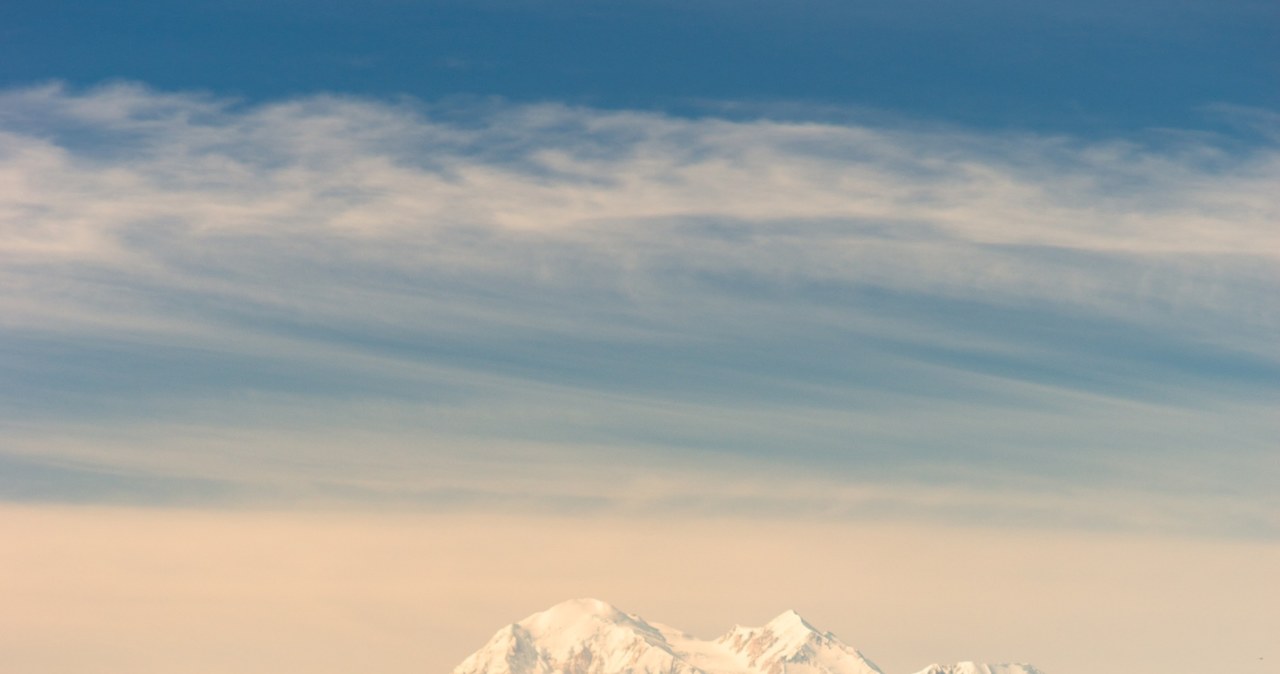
{"left": 766, "top": 608, "right": 818, "bottom": 634}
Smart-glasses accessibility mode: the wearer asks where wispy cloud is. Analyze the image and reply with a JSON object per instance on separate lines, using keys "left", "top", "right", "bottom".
{"left": 1, "top": 83, "right": 1276, "bottom": 535}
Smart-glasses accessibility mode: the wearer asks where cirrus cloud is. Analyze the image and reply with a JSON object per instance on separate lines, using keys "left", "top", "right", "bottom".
{"left": 1, "top": 82, "right": 1277, "bottom": 536}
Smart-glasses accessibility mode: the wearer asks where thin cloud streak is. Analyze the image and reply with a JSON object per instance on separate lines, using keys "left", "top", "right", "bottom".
{"left": 1, "top": 83, "right": 1276, "bottom": 535}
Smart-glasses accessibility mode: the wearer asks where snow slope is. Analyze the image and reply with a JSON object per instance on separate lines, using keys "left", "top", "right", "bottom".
{"left": 451, "top": 599, "right": 1042, "bottom": 674}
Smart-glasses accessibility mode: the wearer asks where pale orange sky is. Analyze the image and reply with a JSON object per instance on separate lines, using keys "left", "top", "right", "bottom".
{"left": 3, "top": 505, "right": 1277, "bottom": 674}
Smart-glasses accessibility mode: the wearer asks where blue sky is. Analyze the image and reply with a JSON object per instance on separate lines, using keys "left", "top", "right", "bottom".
{"left": 3, "top": 0, "right": 1278, "bottom": 133}
{"left": 0, "top": 4, "right": 1278, "bottom": 673}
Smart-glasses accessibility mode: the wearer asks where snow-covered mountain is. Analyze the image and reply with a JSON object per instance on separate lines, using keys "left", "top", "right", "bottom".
{"left": 451, "top": 598, "right": 1043, "bottom": 674}
{"left": 451, "top": 598, "right": 701, "bottom": 674}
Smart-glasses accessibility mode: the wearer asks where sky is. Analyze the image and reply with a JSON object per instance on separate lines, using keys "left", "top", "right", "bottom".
{"left": 0, "top": 2, "right": 1277, "bottom": 674}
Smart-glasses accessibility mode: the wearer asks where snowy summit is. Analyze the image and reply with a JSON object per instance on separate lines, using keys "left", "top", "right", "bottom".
{"left": 451, "top": 599, "right": 1044, "bottom": 674}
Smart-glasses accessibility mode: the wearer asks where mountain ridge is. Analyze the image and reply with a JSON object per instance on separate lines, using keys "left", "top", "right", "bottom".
{"left": 451, "top": 598, "right": 1043, "bottom": 674}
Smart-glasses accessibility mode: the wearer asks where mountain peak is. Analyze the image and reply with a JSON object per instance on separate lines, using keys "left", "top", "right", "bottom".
{"left": 533, "top": 597, "right": 629, "bottom": 624}
{"left": 514, "top": 597, "right": 668, "bottom": 649}
{"left": 453, "top": 599, "right": 687, "bottom": 674}
{"left": 764, "top": 609, "right": 819, "bottom": 637}
{"left": 717, "top": 609, "right": 881, "bottom": 674}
